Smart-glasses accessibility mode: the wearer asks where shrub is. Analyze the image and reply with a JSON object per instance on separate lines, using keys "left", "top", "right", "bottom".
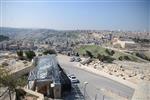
{"left": 118, "top": 56, "right": 130, "bottom": 61}
{"left": 17, "top": 50, "right": 24, "bottom": 60}
{"left": 97, "top": 54, "right": 104, "bottom": 62}
{"left": 97, "top": 54, "right": 114, "bottom": 63}
{"left": 118, "top": 56, "right": 123, "bottom": 61}
{"left": 85, "top": 50, "right": 93, "bottom": 58}
{"left": 43, "top": 49, "right": 57, "bottom": 55}
{"left": 25, "top": 51, "right": 36, "bottom": 61}
{"left": 103, "top": 55, "right": 114, "bottom": 63}
{"left": 135, "top": 52, "right": 150, "bottom": 61}
{"left": 124, "top": 56, "right": 130, "bottom": 60}
{"left": 110, "top": 50, "right": 115, "bottom": 56}
{"left": 105, "top": 49, "right": 115, "bottom": 56}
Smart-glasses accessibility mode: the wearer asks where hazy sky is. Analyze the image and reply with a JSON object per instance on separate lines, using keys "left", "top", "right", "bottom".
{"left": 0, "top": 0, "right": 149, "bottom": 31}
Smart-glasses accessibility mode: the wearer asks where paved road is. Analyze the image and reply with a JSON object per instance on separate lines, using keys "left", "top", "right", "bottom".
{"left": 57, "top": 55, "right": 134, "bottom": 100}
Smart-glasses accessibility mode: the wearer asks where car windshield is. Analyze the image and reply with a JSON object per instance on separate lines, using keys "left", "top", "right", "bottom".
{"left": 71, "top": 76, "right": 76, "bottom": 79}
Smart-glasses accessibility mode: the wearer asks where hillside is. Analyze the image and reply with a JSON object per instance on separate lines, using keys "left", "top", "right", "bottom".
{"left": 0, "top": 27, "right": 79, "bottom": 41}
{"left": 0, "top": 35, "right": 9, "bottom": 42}
{"left": 76, "top": 45, "right": 147, "bottom": 62}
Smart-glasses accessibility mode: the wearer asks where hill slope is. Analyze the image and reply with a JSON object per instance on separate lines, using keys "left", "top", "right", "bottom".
{"left": 0, "top": 35, "right": 9, "bottom": 42}
{"left": 76, "top": 45, "right": 147, "bottom": 62}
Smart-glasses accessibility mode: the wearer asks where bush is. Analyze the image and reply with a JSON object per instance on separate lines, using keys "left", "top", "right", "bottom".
{"left": 103, "top": 55, "right": 114, "bottom": 63}
{"left": 97, "top": 54, "right": 104, "bottom": 62}
{"left": 43, "top": 49, "right": 57, "bottom": 55}
{"left": 76, "top": 52, "right": 79, "bottom": 56}
{"left": 85, "top": 50, "right": 93, "bottom": 58}
{"left": 105, "top": 49, "right": 115, "bottom": 56}
{"left": 124, "top": 56, "right": 130, "bottom": 60}
{"left": 17, "top": 50, "right": 24, "bottom": 60}
{"left": 105, "top": 49, "right": 110, "bottom": 55}
{"left": 111, "top": 50, "right": 115, "bottom": 56}
{"left": 135, "top": 52, "right": 150, "bottom": 61}
{"left": 118, "top": 56, "right": 123, "bottom": 61}
{"left": 118, "top": 56, "right": 130, "bottom": 61}
{"left": 25, "top": 51, "right": 36, "bottom": 61}
{"left": 97, "top": 54, "right": 114, "bottom": 63}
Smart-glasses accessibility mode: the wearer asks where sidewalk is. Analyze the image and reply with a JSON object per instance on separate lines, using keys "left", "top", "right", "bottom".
{"left": 132, "top": 81, "right": 150, "bottom": 100}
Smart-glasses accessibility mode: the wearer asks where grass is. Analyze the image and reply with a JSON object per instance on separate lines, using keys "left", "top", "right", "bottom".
{"left": 130, "top": 50, "right": 150, "bottom": 61}
{"left": 76, "top": 45, "right": 146, "bottom": 62}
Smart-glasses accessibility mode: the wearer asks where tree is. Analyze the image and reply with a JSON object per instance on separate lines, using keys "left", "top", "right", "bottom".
{"left": 16, "top": 50, "right": 24, "bottom": 60}
{"left": 97, "top": 54, "right": 104, "bottom": 62}
{"left": 85, "top": 50, "right": 93, "bottom": 58}
{"left": 118, "top": 56, "right": 123, "bottom": 61}
{"left": 0, "top": 66, "right": 28, "bottom": 100}
{"left": 118, "top": 56, "right": 130, "bottom": 61}
{"left": 25, "top": 50, "right": 36, "bottom": 61}
{"left": 76, "top": 52, "right": 79, "bottom": 56}
{"left": 110, "top": 50, "right": 115, "bottom": 56}
{"left": 0, "top": 35, "right": 9, "bottom": 42}
{"left": 97, "top": 54, "right": 114, "bottom": 63}
{"left": 43, "top": 49, "right": 57, "bottom": 55}
{"left": 105, "top": 49, "right": 115, "bottom": 56}
{"left": 0, "top": 67, "right": 17, "bottom": 100}
{"left": 124, "top": 56, "right": 130, "bottom": 60}
{"left": 105, "top": 49, "right": 110, "bottom": 55}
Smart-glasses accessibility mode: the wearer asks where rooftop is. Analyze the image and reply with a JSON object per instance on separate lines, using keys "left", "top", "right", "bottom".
{"left": 28, "top": 55, "right": 60, "bottom": 83}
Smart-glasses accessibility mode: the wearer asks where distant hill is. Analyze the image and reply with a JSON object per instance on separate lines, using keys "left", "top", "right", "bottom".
{"left": 0, "top": 27, "right": 79, "bottom": 41}
{"left": 0, "top": 35, "right": 9, "bottom": 42}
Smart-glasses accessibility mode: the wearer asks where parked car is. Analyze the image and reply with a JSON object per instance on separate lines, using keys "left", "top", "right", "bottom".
{"left": 70, "top": 57, "right": 75, "bottom": 62}
{"left": 75, "top": 57, "right": 81, "bottom": 62}
{"left": 68, "top": 74, "right": 79, "bottom": 84}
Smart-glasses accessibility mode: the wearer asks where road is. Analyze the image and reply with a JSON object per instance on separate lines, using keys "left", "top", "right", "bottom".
{"left": 57, "top": 55, "right": 134, "bottom": 100}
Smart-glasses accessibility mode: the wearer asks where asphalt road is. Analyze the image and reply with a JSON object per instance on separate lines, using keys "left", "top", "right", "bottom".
{"left": 57, "top": 55, "right": 134, "bottom": 100}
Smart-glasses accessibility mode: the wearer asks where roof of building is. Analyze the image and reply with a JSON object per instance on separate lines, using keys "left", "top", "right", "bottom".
{"left": 28, "top": 54, "right": 60, "bottom": 83}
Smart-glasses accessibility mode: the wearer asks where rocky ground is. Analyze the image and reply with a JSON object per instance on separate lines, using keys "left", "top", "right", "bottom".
{"left": 82, "top": 59, "right": 150, "bottom": 84}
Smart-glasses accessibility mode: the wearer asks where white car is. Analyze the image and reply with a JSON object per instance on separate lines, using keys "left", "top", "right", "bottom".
{"left": 70, "top": 57, "right": 75, "bottom": 62}
{"left": 68, "top": 74, "right": 79, "bottom": 83}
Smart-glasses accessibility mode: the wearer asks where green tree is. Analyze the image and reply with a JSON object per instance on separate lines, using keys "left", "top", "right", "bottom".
{"left": 85, "top": 50, "right": 93, "bottom": 58}
{"left": 124, "top": 56, "right": 130, "bottom": 60}
{"left": 110, "top": 50, "right": 115, "bottom": 56}
{"left": 76, "top": 52, "right": 79, "bottom": 56}
{"left": 118, "top": 56, "right": 130, "bottom": 61}
{"left": 0, "top": 67, "right": 17, "bottom": 100}
{"left": 105, "top": 49, "right": 115, "bottom": 56}
{"left": 97, "top": 54, "right": 114, "bottom": 63}
{"left": 97, "top": 54, "right": 104, "bottom": 62}
{"left": 43, "top": 49, "right": 57, "bottom": 55}
{"left": 0, "top": 35, "right": 9, "bottom": 42}
{"left": 0, "top": 67, "right": 28, "bottom": 100}
{"left": 16, "top": 50, "right": 24, "bottom": 60}
{"left": 118, "top": 56, "right": 123, "bottom": 61}
{"left": 25, "top": 50, "right": 36, "bottom": 61}
{"left": 105, "top": 49, "right": 110, "bottom": 55}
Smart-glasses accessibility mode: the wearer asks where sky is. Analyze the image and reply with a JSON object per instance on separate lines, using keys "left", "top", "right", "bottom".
{"left": 0, "top": 0, "right": 149, "bottom": 31}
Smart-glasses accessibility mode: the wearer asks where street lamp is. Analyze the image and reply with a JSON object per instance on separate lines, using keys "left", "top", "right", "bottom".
{"left": 100, "top": 88, "right": 105, "bottom": 100}
{"left": 84, "top": 81, "right": 88, "bottom": 99}
{"left": 95, "top": 88, "right": 100, "bottom": 100}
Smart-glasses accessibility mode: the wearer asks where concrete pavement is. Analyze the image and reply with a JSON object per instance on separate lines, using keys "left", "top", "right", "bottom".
{"left": 57, "top": 55, "right": 134, "bottom": 100}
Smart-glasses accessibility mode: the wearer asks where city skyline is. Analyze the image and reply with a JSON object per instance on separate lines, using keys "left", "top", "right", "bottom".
{"left": 0, "top": 0, "right": 149, "bottom": 32}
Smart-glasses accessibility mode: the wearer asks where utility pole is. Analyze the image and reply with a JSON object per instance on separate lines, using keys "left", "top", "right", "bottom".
{"left": 84, "top": 81, "right": 88, "bottom": 100}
